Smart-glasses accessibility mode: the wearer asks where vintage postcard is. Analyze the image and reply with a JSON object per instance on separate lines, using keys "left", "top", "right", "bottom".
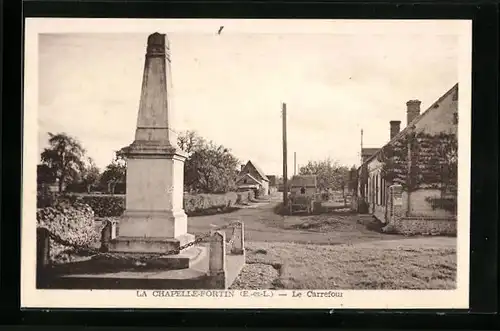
{"left": 22, "top": 18, "right": 472, "bottom": 309}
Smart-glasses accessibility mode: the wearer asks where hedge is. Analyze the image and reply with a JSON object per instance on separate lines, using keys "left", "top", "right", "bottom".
{"left": 38, "top": 192, "right": 243, "bottom": 217}
{"left": 37, "top": 199, "right": 102, "bottom": 263}
{"left": 183, "top": 192, "right": 238, "bottom": 214}
{"left": 78, "top": 195, "right": 125, "bottom": 217}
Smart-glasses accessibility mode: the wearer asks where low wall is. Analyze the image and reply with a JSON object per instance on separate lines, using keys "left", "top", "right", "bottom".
{"left": 390, "top": 216, "right": 456, "bottom": 236}
{"left": 386, "top": 185, "right": 457, "bottom": 236}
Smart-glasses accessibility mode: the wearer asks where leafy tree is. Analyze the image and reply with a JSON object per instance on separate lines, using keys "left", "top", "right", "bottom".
{"left": 177, "top": 130, "right": 240, "bottom": 193}
{"left": 298, "top": 158, "right": 350, "bottom": 192}
{"left": 100, "top": 154, "right": 126, "bottom": 194}
{"left": 177, "top": 130, "right": 206, "bottom": 156}
{"left": 80, "top": 158, "right": 101, "bottom": 193}
{"left": 40, "top": 132, "right": 86, "bottom": 193}
{"left": 184, "top": 141, "right": 240, "bottom": 193}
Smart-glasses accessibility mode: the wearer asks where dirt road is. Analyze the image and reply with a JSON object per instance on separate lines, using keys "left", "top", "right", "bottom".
{"left": 187, "top": 197, "right": 415, "bottom": 245}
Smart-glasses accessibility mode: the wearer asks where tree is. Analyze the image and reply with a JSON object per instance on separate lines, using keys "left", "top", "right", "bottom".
{"left": 184, "top": 141, "right": 240, "bottom": 193}
{"left": 177, "top": 130, "right": 206, "bottom": 156}
{"left": 100, "top": 155, "right": 126, "bottom": 194}
{"left": 80, "top": 158, "right": 101, "bottom": 193}
{"left": 40, "top": 132, "right": 86, "bottom": 193}
{"left": 298, "top": 157, "right": 350, "bottom": 192}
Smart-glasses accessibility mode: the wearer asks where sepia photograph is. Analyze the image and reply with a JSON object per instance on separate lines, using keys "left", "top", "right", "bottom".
{"left": 22, "top": 18, "right": 471, "bottom": 309}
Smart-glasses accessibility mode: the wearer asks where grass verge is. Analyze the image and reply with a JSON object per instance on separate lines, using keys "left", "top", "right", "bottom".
{"left": 231, "top": 240, "right": 456, "bottom": 290}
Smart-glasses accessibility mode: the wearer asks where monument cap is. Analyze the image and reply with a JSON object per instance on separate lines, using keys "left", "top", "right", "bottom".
{"left": 146, "top": 33, "right": 170, "bottom": 57}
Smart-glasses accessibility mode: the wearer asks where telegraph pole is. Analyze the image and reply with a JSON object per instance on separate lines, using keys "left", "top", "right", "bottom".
{"left": 294, "top": 152, "right": 297, "bottom": 176}
{"left": 360, "top": 129, "right": 364, "bottom": 164}
{"left": 282, "top": 103, "right": 288, "bottom": 207}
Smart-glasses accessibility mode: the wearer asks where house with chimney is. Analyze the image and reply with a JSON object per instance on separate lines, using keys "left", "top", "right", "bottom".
{"left": 355, "top": 83, "right": 459, "bottom": 233}
{"left": 236, "top": 160, "right": 270, "bottom": 195}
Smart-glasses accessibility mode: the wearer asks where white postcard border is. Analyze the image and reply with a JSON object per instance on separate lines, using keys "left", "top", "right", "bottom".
{"left": 21, "top": 18, "right": 472, "bottom": 309}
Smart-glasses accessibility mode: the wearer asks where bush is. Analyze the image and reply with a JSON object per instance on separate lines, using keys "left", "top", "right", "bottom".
{"left": 37, "top": 199, "right": 102, "bottom": 263}
{"left": 183, "top": 192, "right": 238, "bottom": 215}
{"left": 425, "top": 196, "right": 457, "bottom": 214}
{"left": 78, "top": 195, "right": 125, "bottom": 217}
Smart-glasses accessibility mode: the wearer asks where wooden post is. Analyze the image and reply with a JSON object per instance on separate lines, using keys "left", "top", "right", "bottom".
{"left": 294, "top": 152, "right": 297, "bottom": 176}
{"left": 209, "top": 231, "right": 227, "bottom": 289}
{"left": 37, "top": 227, "right": 50, "bottom": 287}
{"left": 230, "top": 221, "right": 245, "bottom": 255}
{"left": 282, "top": 103, "right": 288, "bottom": 207}
{"left": 37, "top": 228, "right": 51, "bottom": 269}
{"left": 100, "top": 220, "right": 117, "bottom": 252}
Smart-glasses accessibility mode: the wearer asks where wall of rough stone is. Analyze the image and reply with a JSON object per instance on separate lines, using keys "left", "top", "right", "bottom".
{"left": 385, "top": 184, "right": 456, "bottom": 236}
{"left": 391, "top": 217, "right": 456, "bottom": 236}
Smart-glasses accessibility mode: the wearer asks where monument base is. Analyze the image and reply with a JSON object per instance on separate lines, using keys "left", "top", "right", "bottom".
{"left": 94, "top": 244, "right": 206, "bottom": 270}
{"left": 38, "top": 245, "right": 246, "bottom": 290}
{"left": 118, "top": 209, "right": 189, "bottom": 238}
{"left": 108, "top": 233, "right": 195, "bottom": 254}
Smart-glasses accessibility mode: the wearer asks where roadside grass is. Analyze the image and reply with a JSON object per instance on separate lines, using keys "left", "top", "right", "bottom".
{"left": 231, "top": 240, "right": 456, "bottom": 290}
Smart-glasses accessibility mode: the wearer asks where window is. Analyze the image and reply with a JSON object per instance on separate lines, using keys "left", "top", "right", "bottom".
{"left": 300, "top": 187, "right": 306, "bottom": 194}
{"left": 244, "top": 179, "right": 247, "bottom": 184}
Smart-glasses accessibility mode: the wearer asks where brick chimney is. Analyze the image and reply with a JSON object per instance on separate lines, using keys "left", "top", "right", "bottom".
{"left": 406, "top": 100, "right": 421, "bottom": 126}
{"left": 240, "top": 164, "right": 245, "bottom": 171}
{"left": 390, "top": 120, "right": 401, "bottom": 140}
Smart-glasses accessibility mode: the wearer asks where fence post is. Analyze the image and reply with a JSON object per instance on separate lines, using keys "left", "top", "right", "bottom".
{"left": 230, "top": 221, "right": 245, "bottom": 255}
{"left": 37, "top": 227, "right": 50, "bottom": 287}
{"left": 208, "top": 231, "right": 226, "bottom": 289}
{"left": 100, "top": 219, "right": 117, "bottom": 252}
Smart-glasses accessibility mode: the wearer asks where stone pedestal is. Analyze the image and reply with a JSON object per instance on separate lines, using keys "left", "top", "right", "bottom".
{"left": 108, "top": 33, "right": 194, "bottom": 256}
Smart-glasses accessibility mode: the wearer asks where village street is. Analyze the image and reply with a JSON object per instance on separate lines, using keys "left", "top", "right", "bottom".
{"left": 188, "top": 193, "right": 455, "bottom": 247}
{"left": 187, "top": 194, "right": 456, "bottom": 290}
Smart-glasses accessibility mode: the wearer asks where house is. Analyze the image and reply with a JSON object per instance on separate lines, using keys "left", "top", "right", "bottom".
{"left": 289, "top": 175, "right": 317, "bottom": 196}
{"left": 356, "top": 83, "right": 458, "bottom": 233}
{"left": 236, "top": 161, "right": 270, "bottom": 195}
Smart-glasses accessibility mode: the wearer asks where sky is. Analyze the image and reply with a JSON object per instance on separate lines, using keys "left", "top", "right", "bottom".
{"left": 38, "top": 24, "right": 459, "bottom": 175}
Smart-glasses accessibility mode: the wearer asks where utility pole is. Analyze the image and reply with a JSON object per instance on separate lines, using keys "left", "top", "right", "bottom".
{"left": 360, "top": 129, "right": 364, "bottom": 165}
{"left": 282, "top": 103, "right": 288, "bottom": 207}
{"left": 294, "top": 152, "right": 297, "bottom": 176}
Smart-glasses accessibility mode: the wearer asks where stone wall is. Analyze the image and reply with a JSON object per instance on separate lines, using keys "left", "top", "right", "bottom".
{"left": 385, "top": 184, "right": 456, "bottom": 236}
{"left": 390, "top": 216, "right": 456, "bottom": 236}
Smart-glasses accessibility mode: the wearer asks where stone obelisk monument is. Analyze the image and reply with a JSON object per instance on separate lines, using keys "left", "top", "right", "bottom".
{"left": 109, "top": 33, "right": 194, "bottom": 254}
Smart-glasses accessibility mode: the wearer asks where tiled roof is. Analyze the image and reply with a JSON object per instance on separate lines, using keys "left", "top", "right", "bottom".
{"left": 244, "top": 161, "right": 269, "bottom": 182}
{"left": 236, "top": 173, "right": 261, "bottom": 185}
{"left": 359, "top": 83, "right": 459, "bottom": 168}
{"left": 290, "top": 175, "right": 317, "bottom": 188}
